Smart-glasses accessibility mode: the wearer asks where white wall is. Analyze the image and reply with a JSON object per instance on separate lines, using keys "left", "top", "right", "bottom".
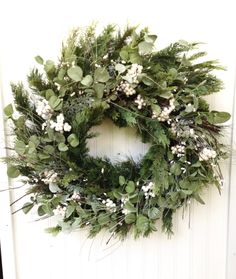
{"left": 0, "top": 0, "right": 235, "bottom": 278}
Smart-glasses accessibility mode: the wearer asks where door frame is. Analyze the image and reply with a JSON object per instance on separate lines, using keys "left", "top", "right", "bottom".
{"left": 226, "top": 68, "right": 236, "bottom": 279}
{"left": 0, "top": 65, "right": 17, "bottom": 279}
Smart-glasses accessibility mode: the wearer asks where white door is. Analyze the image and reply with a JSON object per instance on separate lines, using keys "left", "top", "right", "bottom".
{"left": 0, "top": 1, "right": 236, "bottom": 278}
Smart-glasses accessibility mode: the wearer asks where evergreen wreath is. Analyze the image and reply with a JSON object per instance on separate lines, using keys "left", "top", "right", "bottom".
{"left": 3, "top": 24, "right": 230, "bottom": 239}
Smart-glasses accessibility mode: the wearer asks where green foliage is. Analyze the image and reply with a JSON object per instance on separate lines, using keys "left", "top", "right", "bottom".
{"left": 11, "top": 83, "right": 33, "bottom": 116}
{"left": 4, "top": 24, "right": 230, "bottom": 240}
{"left": 81, "top": 75, "right": 93, "bottom": 87}
{"left": 7, "top": 165, "right": 20, "bottom": 178}
{"left": 94, "top": 67, "right": 110, "bottom": 83}
{"left": 35, "top": 55, "right": 44, "bottom": 65}
{"left": 4, "top": 104, "right": 13, "bottom": 117}
{"left": 119, "top": 175, "right": 126, "bottom": 186}
{"left": 136, "top": 215, "right": 150, "bottom": 235}
{"left": 148, "top": 207, "right": 161, "bottom": 220}
{"left": 58, "top": 143, "right": 69, "bottom": 152}
{"left": 67, "top": 66, "right": 83, "bottom": 82}
{"left": 22, "top": 202, "right": 34, "bottom": 214}
{"left": 45, "top": 226, "right": 61, "bottom": 236}
{"left": 125, "top": 181, "right": 135, "bottom": 193}
{"left": 125, "top": 213, "right": 136, "bottom": 224}
{"left": 67, "top": 134, "right": 79, "bottom": 147}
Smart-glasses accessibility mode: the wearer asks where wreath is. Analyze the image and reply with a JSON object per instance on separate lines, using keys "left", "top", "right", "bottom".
{"left": 4, "top": 24, "right": 230, "bottom": 239}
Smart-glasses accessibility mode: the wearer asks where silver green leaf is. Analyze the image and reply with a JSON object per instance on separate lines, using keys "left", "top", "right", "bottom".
{"left": 94, "top": 67, "right": 110, "bottom": 83}
{"left": 67, "top": 66, "right": 83, "bottom": 82}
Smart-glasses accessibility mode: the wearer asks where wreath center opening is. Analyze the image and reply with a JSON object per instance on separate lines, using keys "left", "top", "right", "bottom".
{"left": 87, "top": 118, "right": 148, "bottom": 162}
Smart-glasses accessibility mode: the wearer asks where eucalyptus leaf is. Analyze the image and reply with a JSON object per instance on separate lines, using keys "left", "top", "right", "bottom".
{"left": 22, "top": 202, "right": 34, "bottom": 214}
{"left": 49, "top": 96, "right": 62, "bottom": 110}
{"left": 67, "top": 134, "right": 79, "bottom": 147}
{"left": 45, "top": 89, "right": 55, "bottom": 100}
{"left": 129, "top": 52, "right": 142, "bottom": 64}
{"left": 81, "top": 75, "right": 93, "bottom": 87}
{"left": 141, "top": 74, "right": 155, "bottom": 86}
{"left": 94, "top": 83, "right": 105, "bottom": 98}
{"left": 66, "top": 205, "right": 76, "bottom": 218}
{"left": 136, "top": 215, "right": 149, "bottom": 232}
{"left": 44, "top": 60, "right": 55, "bottom": 73}
{"left": 29, "top": 135, "right": 40, "bottom": 146}
{"left": 44, "top": 145, "right": 55, "bottom": 154}
{"left": 159, "top": 91, "right": 173, "bottom": 99}
{"left": 98, "top": 213, "right": 110, "bottom": 225}
{"left": 138, "top": 41, "right": 153, "bottom": 55}
{"left": 58, "top": 68, "right": 66, "bottom": 81}
{"left": 148, "top": 207, "right": 161, "bottom": 220}
{"left": 125, "top": 181, "right": 135, "bottom": 193}
{"left": 58, "top": 143, "right": 68, "bottom": 152}
{"left": 115, "top": 63, "right": 126, "bottom": 73}
{"left": 58, "top": 221, "right": 72, "bottom": 232}
{"left": 170, "top": 163, "right": 182, "bottom": 176}
{"left": 144, "top": 34, "right": 157, "bottom": 43}
{"left": 125, "top": 213, "right": 136, "bottom": 224}
{"left": 49, "top": 183, "right": 61, "bottom": 193}
{"left": 122, "top": 75, "right": 133, "bottom": 84}
{"left": 67, "top": 66, "right": 83, "bottom": 82}
{"left": 15, "top": 141, "right": 26, "bottom": 155}
{"left": 168, "top": 68, "right": 178, "bottom": 78}
{"left": 72, "top": 218, "right": 82, "bottom": 229}
{"left": 42, "top": 203, "right": 53, "bottom": 215}
{"left": 194, "top": 194, "right": 205, "bottom": 204}
{"left": 45, "top": 227, "right": 61, "bottom": 236}
{"left": 28, "top": 142, "right": 36, "bottom": 154}
{"left": 7, "top": 165, "right": 20, "bottom": 178}
{"left": 119, "top": 175, "right": 126, "bottom": 186}
{"left": 151, "top": 104, "right": 161, "bottom": 115}
{"left": 94, "top": 67, "right": 110, "bottom": 83}
{"left": 210, "top": 111, "right": 231, "bottom": 124}
{"left": 54, "top": 133, "right": 65, "bottom": 143}
{"left": 124, "top": 201, "right": 136, "bottom": 212}
{"left": 35, "top": 55, "right": 44, "bottom": 65}
{"left": 119, "top": 50, "right": 129, "bottom": 61}
{"left": 4, "top": 104, "right": 13, "bottom": 117}
{"left": 38, "top": 153, "right": 51, "bottom": 160}
{"left": 112, "top": 189, "right": 122, "bottom": 199}
{"left": 38, "top": 205, "right": 46, "bottom": 216}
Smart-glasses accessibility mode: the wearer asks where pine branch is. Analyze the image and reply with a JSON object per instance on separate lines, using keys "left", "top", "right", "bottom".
{"left": 11, "top": 82, "right": 32, "bottom": 115}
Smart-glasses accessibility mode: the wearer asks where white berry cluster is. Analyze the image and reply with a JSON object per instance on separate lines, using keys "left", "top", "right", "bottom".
{"left": 121, "top": 197, "right": 129, "bottom": 215}
{"left": 189, "top": 128, "right": 195, "bottom": 136}
{"left": 125, "top": 36, "right": 132, "bottom": 45}
{"left": 135, "top": 94, "right": 146, "bottom": 109}
{"left": 199, "top": 147, "right": 217, "bottom": 161}
{"left": 186, "top": 103, "right": 196, "bottom": 112}
{"left": 127, "top": 63, "right": 143, "bottom": 84}
{"left": 152, "top": 99, "right": 175, "bottom": 122}
{"left": 49, "top": 113, "right": 72, "bottom": 133}
{"left": 36, "top": 99, "right": 53, "bottom": 120}
{"left": 102, "top": 198, "right": 117, "bottom": 212}
{"left": 116, "top": 81, "right": 136, "bottom": 96}
{"left": 25, "top": 119, "right": 36, "bottom": 130}
{"left": 170, "top": 122, "right": 178, "bottom": 135}
{"left": 71, "top": 192, "right": 81, "bottom": 202}
{"left": 170, "top": 122, "right": 195, "bottom": 138}
{"left": 42, "top": 170, "right": 58, "bottom": 184}
{"left": 171, "top": 143, "right": 186, "bottom": 157}
{"left": 61, "top": 60, "right": 76, "bottom": 68}
{"left": 53, "top": 205, "right": 66, "bottom": 217}
{"left": 142, "top": 182, "right": 155, "bottom": 199}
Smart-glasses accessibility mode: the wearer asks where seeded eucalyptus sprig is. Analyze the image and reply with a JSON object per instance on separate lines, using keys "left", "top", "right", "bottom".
{"left": 3, "top": 24, "right": 230, "bottom": 239}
